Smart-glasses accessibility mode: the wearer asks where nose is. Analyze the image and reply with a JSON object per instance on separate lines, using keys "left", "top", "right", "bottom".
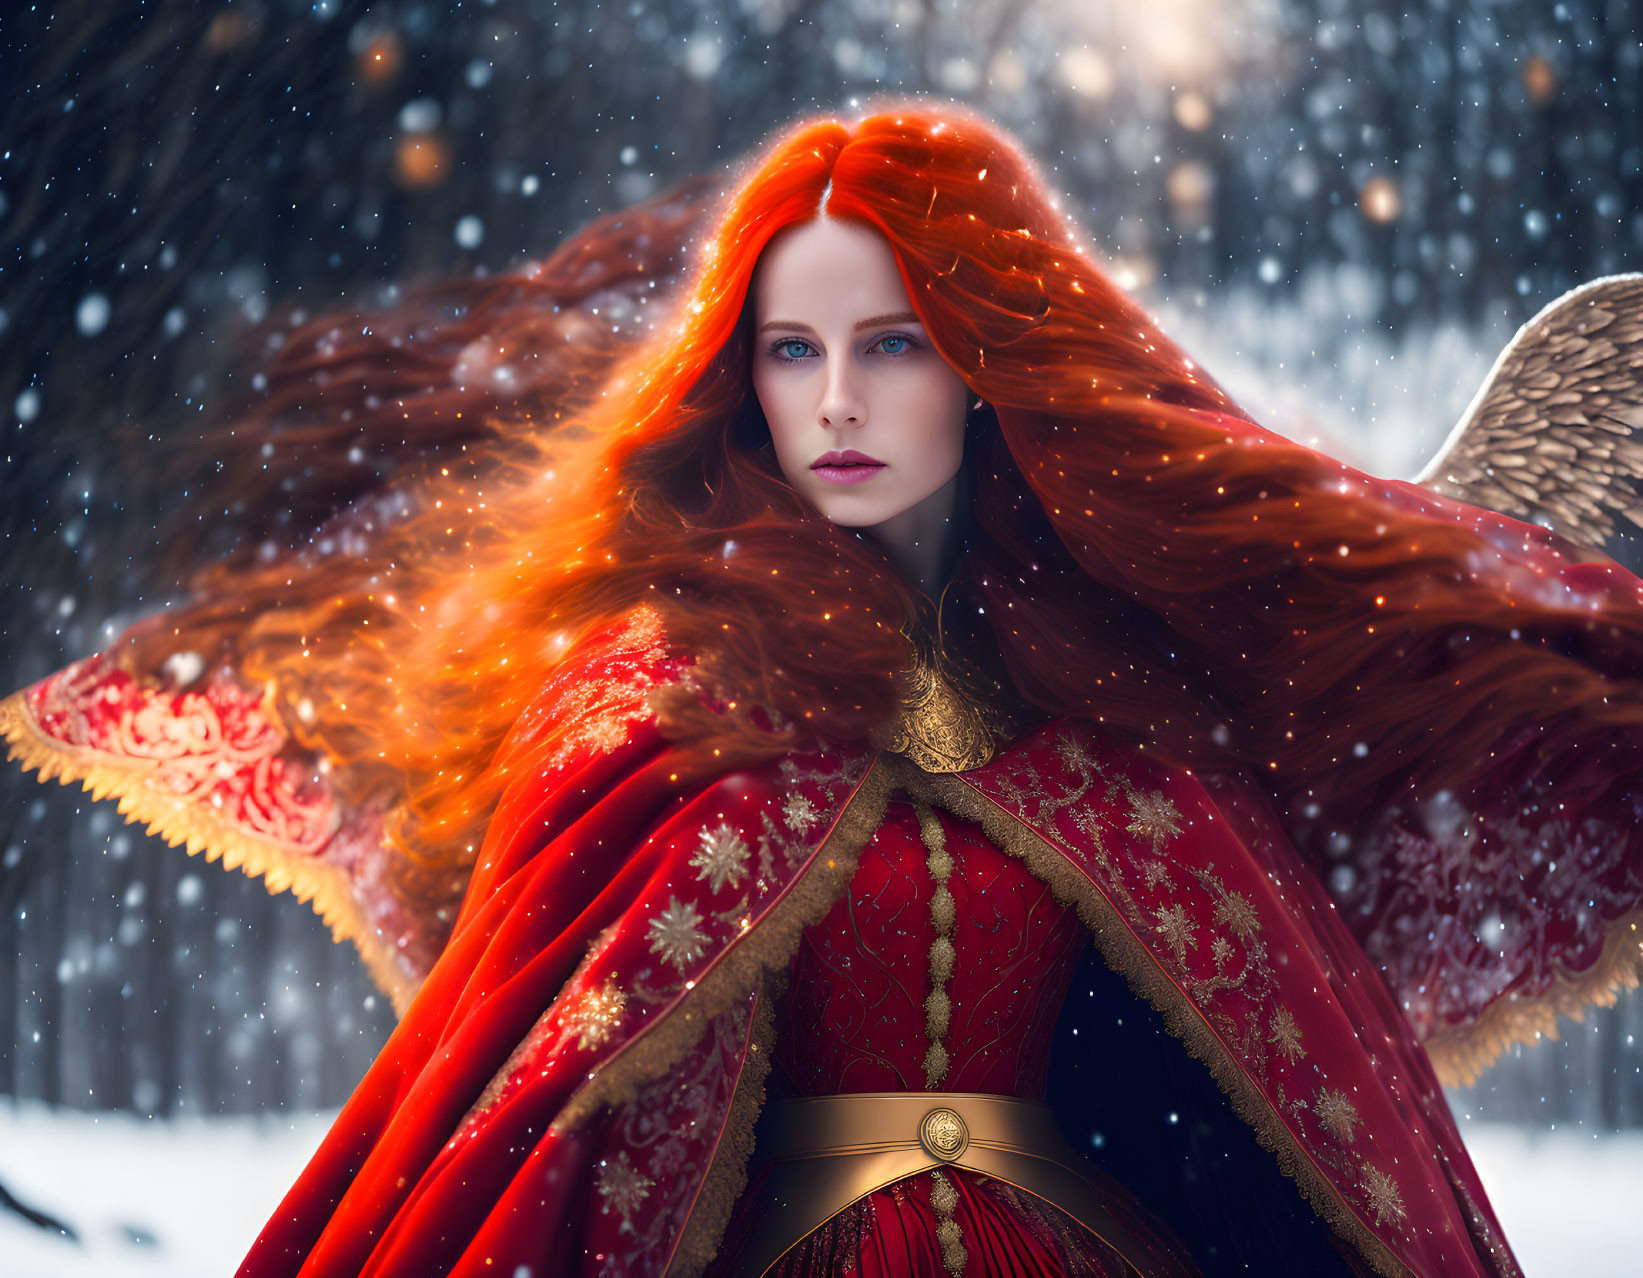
{"left": 817, "top": 360, "right": 865, "bottom": 429}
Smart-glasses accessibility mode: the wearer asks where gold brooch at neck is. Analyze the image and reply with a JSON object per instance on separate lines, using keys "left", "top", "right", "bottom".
{"left": 873, "top": 651, "right": 1006, "bottom": 774}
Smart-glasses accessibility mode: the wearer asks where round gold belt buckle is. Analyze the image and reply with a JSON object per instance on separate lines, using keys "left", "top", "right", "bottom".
{"left": 918, "top": 1106, "right": 969, "bottom": 1163}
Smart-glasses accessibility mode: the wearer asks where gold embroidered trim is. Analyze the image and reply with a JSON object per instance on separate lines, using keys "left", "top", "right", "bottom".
{"left": 0, "top": 689, "right": 418, "bottom": 1014}
{"left": 914, "top": 801, "right": 956, "bottom": 1089}
{"left": 665, "top": 971, "right": 783, "bottom": 1278}
{"left": 551, "top": 755, "right": 893, "bottom": 1134}
{"left": 927, "top": 1167, "right": 968, "bottom": 1277}
{"left": 897, "top": 759, "right": 1414, "bottom": 1278}
{"left": 1425, "top": 905, "right": 1643, "bottom": 1087}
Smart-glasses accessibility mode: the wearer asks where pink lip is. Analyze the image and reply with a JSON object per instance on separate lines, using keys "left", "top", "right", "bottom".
{"left": 811, "top": 449, "right": 886, "bottom": 486}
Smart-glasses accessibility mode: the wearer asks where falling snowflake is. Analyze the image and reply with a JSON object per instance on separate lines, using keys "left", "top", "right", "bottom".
{"left": 1126, "top": 789, "right": 1182, "bottom": 851}
{"left": 1213, "top": 890, "right": 1261, "bottom": 940}
{"left": 1152, "top": 903, "right": 1196, "bottom": 964}
{"left": 1361, "top": 1165, "right": 1406, "bottom": 1227}
{"left": 1268, "top": 1006, "right": 1305, "bottom": 1064}
{"left": 1211, "top": 935, "right": 1235, "bottom": 967}
{"left": 690, "top": 822, "right": 750, "bottom": 893}
{"left": 647, "top": 897, "right": 708, "bottom": 971}
{"left": 595, "top": 1150, "right": 655, "bottom": 1235}
{"left": 1313, "top": 1088, "right": 1361, "bottom": 1144}
{"left": 782, "top": 792, "right": 820, "bottom": 834}
{"left": 1141, "top": 858, "right": 1173, "bottom": 891}
{"left": 569, "top": 976, "right": 627, "bottom": 1051}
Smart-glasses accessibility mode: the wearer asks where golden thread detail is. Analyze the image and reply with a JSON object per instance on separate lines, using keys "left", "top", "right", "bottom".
{"left": 914, "top": 800, "right": 956, "bottom": 1089}
{"left": 927, "top": 1167, "right": 968, "bottom": 1278}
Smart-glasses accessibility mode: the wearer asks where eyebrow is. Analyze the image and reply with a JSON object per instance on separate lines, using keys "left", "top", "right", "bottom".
{"left": 756, "top": 311, "right": 921, "bottom": 334}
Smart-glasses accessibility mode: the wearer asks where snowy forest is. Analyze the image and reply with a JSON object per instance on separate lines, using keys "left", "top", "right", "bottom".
{"left": 2, "top": 0, "right": 1641, "bottom": 1274}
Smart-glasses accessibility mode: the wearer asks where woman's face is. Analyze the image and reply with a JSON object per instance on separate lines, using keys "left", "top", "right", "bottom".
{"left": 750, "top": 216, "right": 972, "bottom": 529}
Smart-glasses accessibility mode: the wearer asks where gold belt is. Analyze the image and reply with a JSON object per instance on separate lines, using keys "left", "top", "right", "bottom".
{"left": 727, "top": 1091, "right": 1186, "bottom": 1277}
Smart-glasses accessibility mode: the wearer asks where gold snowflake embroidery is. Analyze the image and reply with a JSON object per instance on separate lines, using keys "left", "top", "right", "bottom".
{"left": 1268, "top": 1006, "right": 1305, "bottom": 1064}
{"left": 1055, "top": 735, "right": 1095, "bottom": 772}
{"left": 1213, "top": 890, "right": 1261, "bottom": 940}
{"left": 1152, "top": 903, "right": 1196, "bottom": 964}
{"left": 1141, "top": 859, "right": 1173, "bottom": 891}
{"left": 1211, "top": 935, "right": 1235, "bottom": 967}
{"left": 569, "top": 976, "right": 627, "bottom": 1052}
{"left": 1071, "top": 807, "right": 1108, "bottom": 853}
{"left": 1313, "top": 1088, "right": 1361, "bottom": 1144}
{"left": 1126, "top": 789, "right": 1182, "bottom": 851}
{"left": 647, "top": 897, "right": 707, "bottom": 972}
{"left": 689, "top": 822, "right": 750, "bottom": 894}
{"left": 1361, "top": 1165, "right": 1406, "bottom": 1228}
{"left": 595, "top": 1150, "right": 655, "bottom": 1235}
{"left": 782, "top": 792, "right": 819, "bottom": 834}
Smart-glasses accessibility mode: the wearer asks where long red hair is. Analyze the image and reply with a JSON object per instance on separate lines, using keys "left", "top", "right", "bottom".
{"left": 128, "top": 102, "right": 1643, "bottom": 910}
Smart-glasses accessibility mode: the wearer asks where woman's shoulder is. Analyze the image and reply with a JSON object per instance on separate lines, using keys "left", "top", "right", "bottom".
{"left": 494, "top": 604, "right": 690, "bottom": 774}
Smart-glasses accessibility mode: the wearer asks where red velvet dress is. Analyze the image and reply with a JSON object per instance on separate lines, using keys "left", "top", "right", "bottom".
{"left": 710, "top": 797, "right": 1189, "bottom": 1277}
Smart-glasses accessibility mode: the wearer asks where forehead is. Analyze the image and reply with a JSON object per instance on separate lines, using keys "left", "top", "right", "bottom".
{"left": 751, "top": 216, "right": 912, "bottom": 320}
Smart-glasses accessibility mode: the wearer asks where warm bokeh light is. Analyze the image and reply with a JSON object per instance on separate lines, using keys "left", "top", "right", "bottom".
{"left": 1174, "top": 91, "right": 1213, "bottom": 132}
{"left": 1106, "top": 252, "right": 1157, "bottom": 291}
{"left": 204, "top": 11, "right": 256, "bottom": 54}
{"left": 1059, "top": 48, "right": 1115, "bottom": 100}
{"left": 1121, "top": 0, "right": 1246, "bottom": 84}
{"left": 1166, "top": 161, "right": 1215, "bottom": 225}
{"left": 1522, "top": 54, "right": 1557, "bottom": 107}
{"left": 1359, "top": 175, "right": 1402, "bottom": 224}
{"left": 988, "top": 49, "right": 1028, "bottom": 95}
{"left": 359, "top": 32, "right": 404, "bottom": 88}
{"left": 394, "top": 133, "right": 452, "bottom": 189}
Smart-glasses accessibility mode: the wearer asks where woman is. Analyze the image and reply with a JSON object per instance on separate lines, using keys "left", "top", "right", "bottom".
{"left": 6, "top": 103, "right": 1643, "bottom": 1277}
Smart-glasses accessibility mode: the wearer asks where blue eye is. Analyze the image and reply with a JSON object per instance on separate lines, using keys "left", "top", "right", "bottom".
{"left": 872, "top": 333, "right": 918, "bottom": 357}
{"left": 772, "top": 339, "right": 812, "bottom": 361}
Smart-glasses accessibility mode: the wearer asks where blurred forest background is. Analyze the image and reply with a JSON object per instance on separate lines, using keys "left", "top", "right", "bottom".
{"left": 1, "top": 0, "right": 1640, "bottom": 1136}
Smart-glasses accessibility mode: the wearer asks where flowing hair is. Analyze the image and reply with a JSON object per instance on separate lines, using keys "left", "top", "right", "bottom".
{"left": 125, "top": 102, "right": 1643, "bottom": 920}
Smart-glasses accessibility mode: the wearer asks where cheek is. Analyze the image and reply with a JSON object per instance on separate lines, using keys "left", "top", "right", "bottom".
{"left": 751, "top": 370, "right": 808, "bottom": 474}
{"left": 898, "top": 369, "right": 970, "bottom": 458}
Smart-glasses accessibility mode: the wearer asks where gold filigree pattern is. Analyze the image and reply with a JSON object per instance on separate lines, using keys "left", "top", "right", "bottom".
{"left": 874, "top": 647, "right": 1007, "bottom": 774}
{"left": 915, "top": 801, "right": 958, "bottom": 1089}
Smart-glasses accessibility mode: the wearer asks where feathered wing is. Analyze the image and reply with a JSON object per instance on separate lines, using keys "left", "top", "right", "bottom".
{"left": 1347, "top": 274, "right": 1643, "bottom": 1084}
{"left": 1413, "top": 273, "right": 1643, "bottom": 549}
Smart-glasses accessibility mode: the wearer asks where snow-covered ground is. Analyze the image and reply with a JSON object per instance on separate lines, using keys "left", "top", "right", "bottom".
{"left": 0, "top": 1102, "right": 1639, "bottom": 1276}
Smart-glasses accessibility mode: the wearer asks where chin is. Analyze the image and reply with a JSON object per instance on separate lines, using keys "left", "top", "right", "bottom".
{"left": 809, "top": 495, "right": 903, "bottom": 529}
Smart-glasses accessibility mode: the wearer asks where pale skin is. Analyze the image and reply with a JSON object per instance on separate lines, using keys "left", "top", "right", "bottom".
{"left": 749, "top": 216, "right": 975, "bottom": 598}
